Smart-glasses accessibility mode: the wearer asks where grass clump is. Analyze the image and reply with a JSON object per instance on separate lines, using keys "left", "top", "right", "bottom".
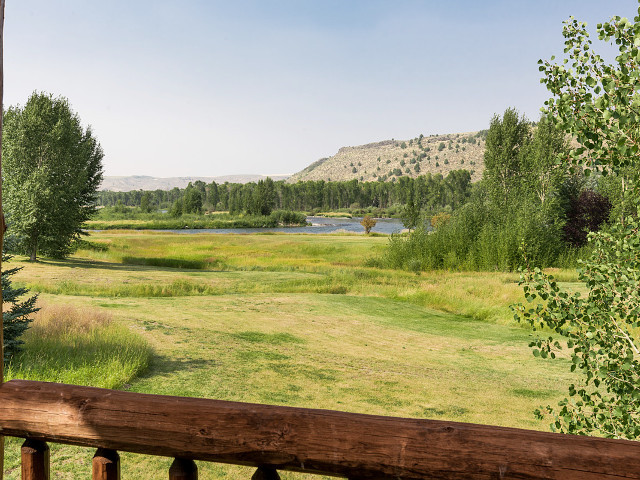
{"left": 4, "top": 303, "right": 152, "bottom": 388}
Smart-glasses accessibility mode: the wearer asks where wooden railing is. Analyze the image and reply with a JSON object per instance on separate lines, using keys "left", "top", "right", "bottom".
{"left": 1, "top": 380, "right": 640, "bottom": 479}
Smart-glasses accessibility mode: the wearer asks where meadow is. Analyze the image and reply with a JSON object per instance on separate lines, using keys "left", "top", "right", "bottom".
{"left": 2, "top": 231, "right": 580, "bottom": 479}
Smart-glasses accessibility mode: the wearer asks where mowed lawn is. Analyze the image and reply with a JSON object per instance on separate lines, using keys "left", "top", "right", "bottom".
{"left": 2, "top": 232, "right": 578, "bottom": 479}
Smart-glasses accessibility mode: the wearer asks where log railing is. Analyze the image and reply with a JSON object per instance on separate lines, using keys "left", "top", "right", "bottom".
{"left": 2, "top": 380, "right": 640, "bottom": 479}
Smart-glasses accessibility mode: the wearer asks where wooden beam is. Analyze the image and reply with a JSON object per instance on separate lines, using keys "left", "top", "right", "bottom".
{"left": 1, "top": 380, "right": 640, "bottom": 479}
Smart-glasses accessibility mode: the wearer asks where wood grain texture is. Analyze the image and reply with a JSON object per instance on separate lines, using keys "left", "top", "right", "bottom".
{"left": 92, "top": 448, "right": 120, "bottom": 480}
{"left": 169, "top": 458, "right": 198, "bottom": 480}
{"left": 1, "top": 380, "right": 640, "bottom": 479}
{"left": 20, "top": 439, "right": 49, "bottom": 480}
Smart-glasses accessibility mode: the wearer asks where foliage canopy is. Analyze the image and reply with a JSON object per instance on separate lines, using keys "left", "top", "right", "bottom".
{"left": 3, "top": 92, "right": 103, "bottom": 260}
{"left": 515, "top": 3, "right": 640, "bottom": 439}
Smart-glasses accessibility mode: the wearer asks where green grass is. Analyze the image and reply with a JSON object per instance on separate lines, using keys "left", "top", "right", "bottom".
{"left": 86, "top": 210, "right": 307, "bottom": 230}
{"left": 2, "top": 231, "right": 581, "bottom": 479}
{"left": 4, "top": 302, "right": 152, "bottom": 388}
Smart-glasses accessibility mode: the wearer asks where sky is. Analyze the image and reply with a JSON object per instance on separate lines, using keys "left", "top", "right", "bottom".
{"left": 4, "top": 1, "right": 639, "bottom": 177}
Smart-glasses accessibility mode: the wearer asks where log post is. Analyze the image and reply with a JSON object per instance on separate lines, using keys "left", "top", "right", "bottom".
{"left": 169, "top": 458, "right": 197, "bottom": 480}
{"left": 251, "top": 467, "right": 280, "bottom": 480}
{"left": 0, "top": 0, "right": 6, "bottom": 477}
{"left": 21, "top": 439, "right": 49, "bottom": 480}
{"left": 92, "top": 449, "right": 120, "bottom": 480}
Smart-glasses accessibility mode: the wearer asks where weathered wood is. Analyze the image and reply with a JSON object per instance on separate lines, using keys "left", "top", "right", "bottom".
{"left": 169, "top": 458, "right": 198, "bottom": 480}
{"left": 251, "top": 466, "right": 280, "bottom": 480}
{"left": 0, "top": 0, "right": 6, "bottom": 476}
{"left": 92, "top": 448, "right": 120, "bottom": 480}
{"left": 2, "top": 380, "right": 640, "bottom": 479}
{"left": 21, "top": 439, "right": 49, "bottom": 480}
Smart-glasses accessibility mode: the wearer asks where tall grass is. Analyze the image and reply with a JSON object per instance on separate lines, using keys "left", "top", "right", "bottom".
{"left": 4, "top": 303, "right": 152, "bottom": 388}
{"left": 381, "top": 199, "right": 584, "bottom": 272}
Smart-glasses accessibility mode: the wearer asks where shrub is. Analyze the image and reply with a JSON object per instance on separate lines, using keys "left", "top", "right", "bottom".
{"left": 360, "top": 215, "right": 377, "bottom": 234}
{"left": 430, "top": 212, "right": 451, "bottom": 230}
{"left": 563, "top": 190, "right": 612, "bottom": 247}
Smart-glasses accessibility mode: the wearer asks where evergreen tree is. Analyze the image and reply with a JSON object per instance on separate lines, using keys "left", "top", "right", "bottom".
{"left": 2, "top": 252, "right": 39, "bottom": 362}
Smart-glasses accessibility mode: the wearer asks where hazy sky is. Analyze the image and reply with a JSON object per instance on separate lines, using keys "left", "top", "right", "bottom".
{"left": 5, "top": 1, "right": 638, "bottom": 177}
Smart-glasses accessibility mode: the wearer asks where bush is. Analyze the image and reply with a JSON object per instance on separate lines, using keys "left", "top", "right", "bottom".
{"left": 270, "top": 210, "right": 307, "bottom": 225}
{"left": 360, "top": 215, "right": 377, "bottom": 234}
{"left": 430, "top": 212, "right": 451, "bottom": 230}
{"left": 563, "top": 190, "right": 612, "bottom": 247}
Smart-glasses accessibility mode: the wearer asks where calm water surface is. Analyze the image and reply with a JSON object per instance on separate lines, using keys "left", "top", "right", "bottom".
{"left": 162, "top": 216, "right": 405, "bottom": 235}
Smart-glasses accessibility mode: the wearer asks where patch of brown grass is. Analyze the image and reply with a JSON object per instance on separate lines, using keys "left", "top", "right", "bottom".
{"left": 29, "top": 303, "right": 113, "bottom": 338}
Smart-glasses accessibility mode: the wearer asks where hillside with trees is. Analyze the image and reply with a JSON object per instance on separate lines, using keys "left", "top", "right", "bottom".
{"left": 289, "top": 131, "right": 487, "bottom": 183}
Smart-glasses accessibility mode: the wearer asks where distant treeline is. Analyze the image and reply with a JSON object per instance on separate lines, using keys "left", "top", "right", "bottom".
{"left": 97, "top": 170, "right": 473, "bottom": 216}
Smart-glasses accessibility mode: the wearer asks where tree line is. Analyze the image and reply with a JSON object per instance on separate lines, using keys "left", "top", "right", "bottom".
{"left": 98, "top": 170, "right": 473, "bottom": 216}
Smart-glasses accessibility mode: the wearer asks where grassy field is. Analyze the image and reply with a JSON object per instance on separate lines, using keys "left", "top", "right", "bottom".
{"left": 2, "top": 232, "right": 579, "bottom": 479}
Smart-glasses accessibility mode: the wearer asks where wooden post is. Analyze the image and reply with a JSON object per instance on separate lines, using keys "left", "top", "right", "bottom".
{"left": 0, "top": 0, "right": 6, "bottom": 477}
{"left": 251, "top": 467, "right": 280, "bottom": 480}
{"left": 92, "top": 449, "right": 120, "bottom": 480}
{"left": 20, "top": 439, "right": 49, "bottom": 480}
{"left": 169, "top": 458, "right": 197, "bottom": 480}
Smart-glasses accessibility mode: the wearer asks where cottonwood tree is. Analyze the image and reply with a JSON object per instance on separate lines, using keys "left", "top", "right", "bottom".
{"left": 514, "top": 3, "right": 640, "bottom": 439}
{"left": 3, "top": 92, "right": 103, "bottom": 260}
{"left": 483, "top": 108, "right": 531, "bottom": 207}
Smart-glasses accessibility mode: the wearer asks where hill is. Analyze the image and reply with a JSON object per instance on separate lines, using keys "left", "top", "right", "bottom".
{"left": 289, "top": 131, "right": 487, "bottom": 183}
{"left": 100, "top": 174, "right": 291, "bottom": 192}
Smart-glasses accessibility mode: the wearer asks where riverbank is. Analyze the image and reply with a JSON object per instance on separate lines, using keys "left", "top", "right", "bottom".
{"left": 86, "top": 215, "right": 407, "bottom": 235}
{"left": 85, "top": 210, "right": 308, "bottom": 230}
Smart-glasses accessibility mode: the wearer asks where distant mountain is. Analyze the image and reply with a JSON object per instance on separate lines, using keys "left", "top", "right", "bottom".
{"left": 100, "top": 174, "right": 291, "bottom": 192}
{"left": 288, "top": 131, "right": 487, "bottom": 183}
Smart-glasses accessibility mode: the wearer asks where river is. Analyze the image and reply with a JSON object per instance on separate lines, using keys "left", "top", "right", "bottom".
{"left": 161, "top": 216, "right": 406, "bottom": 235}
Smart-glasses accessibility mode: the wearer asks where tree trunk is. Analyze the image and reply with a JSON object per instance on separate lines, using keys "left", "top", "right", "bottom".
{"left": 30, "top": 244, "right": 37, "bottom": 262}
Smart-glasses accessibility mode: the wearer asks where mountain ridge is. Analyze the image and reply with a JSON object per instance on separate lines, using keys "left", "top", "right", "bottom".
{"left": 99, "top": 174, "right": 291, "bottom": 192}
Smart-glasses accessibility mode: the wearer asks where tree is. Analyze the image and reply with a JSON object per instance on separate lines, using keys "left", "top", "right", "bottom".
{"left": 400, "top": 188, "right": 421, "bottom": 231}
{"left": 515, "top": 3, "right": 640, "bottom": 439}
{"left": 183, "top": 183, "right": 203, "bottom": 214}
{"left": 249, "top": 178, "right": 276, "bottom": 216}
{"left": 360, "top": 215, "right": 377, "bottom": 234}
{"left": 483, "top": 108, "right": 531, "bottom": 207}
{"left": 520, "top": 116, "right": 569, "bottom": 206}
{"left": 170, "top": 198, "right": 183, "bottom": 217}
{"left": 3, "top": 92, "right": 103, "bottom": 260}
{"left": 2, "top": 252, "right": 39, "bottom": 362}
{"left": 140, "top": 192, "right": 153, "bottom": 213}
